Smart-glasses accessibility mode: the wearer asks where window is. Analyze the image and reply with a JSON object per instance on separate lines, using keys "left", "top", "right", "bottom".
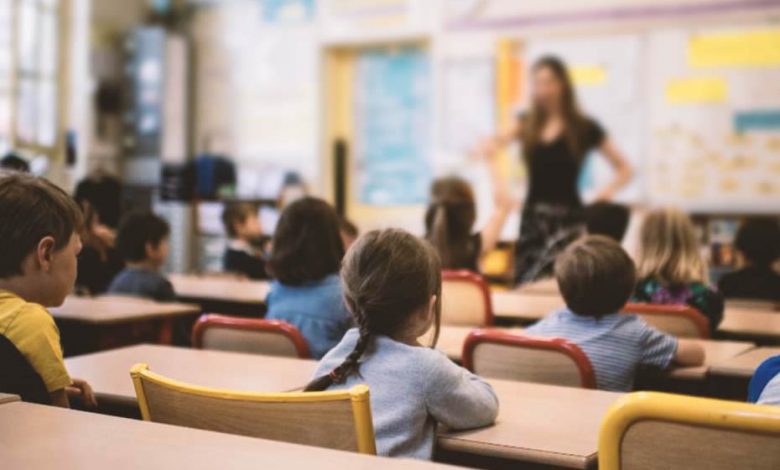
{"left": 10, "top": 0, "right": 67, "bottom": 159}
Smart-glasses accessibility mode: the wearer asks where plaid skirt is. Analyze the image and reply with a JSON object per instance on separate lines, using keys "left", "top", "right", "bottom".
{"left": 514, "top": 203, "right": 585, "bottom": 285}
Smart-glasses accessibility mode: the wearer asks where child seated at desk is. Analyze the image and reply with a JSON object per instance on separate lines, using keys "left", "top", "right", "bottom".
{"left": 526, "top": 235, "right": 704, "bottom": 392}
{"left": 265, "top": 197, "right": 352, "bottom": 359}
{"left": 719, "top": 218, "right": 780, "bottom": 302}
{"left": 307, "top": 229, "right": 498, "bottom": 459}
{"left": 632, "top": 208, "right": 724, "bottom": 332}
{"left": 748, "top": 355, "right": 780, "bottom": 406}
{"left": 108, "top": 212, "right": 175, "bottom": 302}
{"left": 221, "top": 202, "right": 269, "bottom": 280}
{"left": 0, "top": 172, "right": 97, "bottom": 408}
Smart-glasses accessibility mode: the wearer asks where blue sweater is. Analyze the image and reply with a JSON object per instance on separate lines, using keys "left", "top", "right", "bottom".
{"left": 314, "top": 329, "right": 499, "bottom": 459}
{"left": 265, "top": 274, "right": 352, "bottom": 359}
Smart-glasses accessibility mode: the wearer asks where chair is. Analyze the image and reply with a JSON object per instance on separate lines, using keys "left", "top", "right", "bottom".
{"left": 599, "top": 391, "right": 780, "bottom": 470}
{"left": 191, "top": 314, "right": 311, "bottom": 358}
{"left": 621, "top": 303, "right": 710, "bottom": 338}
{"left": 441, "top": 270, "right": 494, "bottom": 326}
{"left": 130, "top": 363, "right": 376, "bottom": 454}
{"left": 0, "top": 334, "right": 50, "bottom": 404}
{"left": 462, "top": 329, "right": 596, "bottom": 388}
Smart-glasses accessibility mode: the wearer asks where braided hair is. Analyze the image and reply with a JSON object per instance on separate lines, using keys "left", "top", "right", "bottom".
{"left": 305, "top": 229, "right": 442, "bottom": 392}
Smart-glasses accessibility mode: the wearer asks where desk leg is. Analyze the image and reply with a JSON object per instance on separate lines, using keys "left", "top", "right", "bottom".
{"left": 158, "top": 319, "right": 174, "bottom": 345}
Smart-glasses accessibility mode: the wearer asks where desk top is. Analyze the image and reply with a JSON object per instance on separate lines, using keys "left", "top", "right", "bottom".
{"left": 169, "top": 274, "right": 270, "bottom": 304}
{"left": 709, "top": 347, "right": 780, "bottom": 379}
{"left": 718, "top": 309, "right": 780, "bottom": 340}
{"left": 65, "top": 344, "right": 318, "bottom": 407}
{"left": 440, "top": 379, "right": 622, "bottom": 468}
{"left": 0, "top": 402, "right": 454, "bottom": 470}
{"left": 434, "top": 325, "right": 754, "bottom": 381}
{"left": 0, "top": 393, "right": 19, "bottom": 405}
{"left": 50, "top": 296, "right": 200, "bottom": 324}
{"left": 492, "top": 291, "right": 780, "bottom": 341}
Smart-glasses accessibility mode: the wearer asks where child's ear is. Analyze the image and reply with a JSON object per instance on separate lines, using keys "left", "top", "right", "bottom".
{"left": 145, "top": 241, "right": 156, "bottom": 258}
{"left": 36, "top": 236, "right": 57, "bottom": 272}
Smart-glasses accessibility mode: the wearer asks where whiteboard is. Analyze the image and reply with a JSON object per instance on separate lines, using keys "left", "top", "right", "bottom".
{"left": 646, "top": 26, "right": 780, "bottom": 213}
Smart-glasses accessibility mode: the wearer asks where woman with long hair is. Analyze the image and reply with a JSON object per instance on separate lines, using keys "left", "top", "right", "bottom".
{"left": 480, "top": 56, "right": 633, "bottom": 284}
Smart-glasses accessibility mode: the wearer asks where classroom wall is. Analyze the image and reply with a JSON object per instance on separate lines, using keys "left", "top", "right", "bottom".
{"left": 188, "top": 0, "right": 780, "bottom": 235}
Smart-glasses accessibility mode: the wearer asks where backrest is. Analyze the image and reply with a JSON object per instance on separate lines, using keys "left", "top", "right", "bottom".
{"left": 621, "top": 303, "right": 710, "bottom": 338}
{"left": 599, "top": 392, "right": 780, "bottom": 470}
{"left": 191, "top": 314, "right": 310, "bottom": 358}
{"left": 441, "top": 270, "right": 494, "bottom": 326}
{"left": 462, "top": 330, "right": 596, "bottom": 388}
{"left": 130, "top": 364, "right": 376, "bottom": 454}
{"left": 0, "top": 334, "right": 50, "bottom": 404}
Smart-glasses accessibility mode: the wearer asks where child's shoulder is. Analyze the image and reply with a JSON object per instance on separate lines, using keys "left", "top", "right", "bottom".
{"left": 0, "top": 292, "right": 55, "bottom": 330}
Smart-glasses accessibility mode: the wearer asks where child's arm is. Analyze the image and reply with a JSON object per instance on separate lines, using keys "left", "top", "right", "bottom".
{"left": 424, "top": 352, "right": 499, "bottom": 430}
{"left": 49, "top": 389, "right": 70, "bottom": 408}
{"left": 673, "top": 339, "right": 705, "bottom": 367}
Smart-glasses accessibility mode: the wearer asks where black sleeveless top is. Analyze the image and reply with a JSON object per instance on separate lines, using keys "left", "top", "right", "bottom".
{"left": 521, "top": 115, "right": 606, "bottom": 208}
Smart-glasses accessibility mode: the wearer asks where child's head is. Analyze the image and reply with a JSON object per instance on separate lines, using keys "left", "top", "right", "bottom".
{"left": 555, "top": 235, "right": 636, "bottom": 318}
{"left": 424, "top": 176, "right": 477, "bottom": 269}
{"left": 267, "top": 197, "right": 344, "bottom": 285}
{"left": 636, "top": 207, "right": 707, "bottom": 285}
{"left": 116, "top": 211, "right": 170, "bottom": 268}
{"left": 339, "top": 217, "right": 359, "bottom": 251}
{"left": 584, "top": 202, "right": 630, "bottom": 242}
{"left": 735, "top": 218, "right": 780, "bottom": 268}
{"left": 221, "top": 202, "right": 262, "bottom": 241}
{"left": 305, "top": 229, "right": 442, "bottom": 391}
{"left": 0, "top": 172, "right": 83, "bottom": 306}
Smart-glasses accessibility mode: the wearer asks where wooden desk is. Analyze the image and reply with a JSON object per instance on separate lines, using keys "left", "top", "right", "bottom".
{"left": 434, "top": 325, "right": 755, "bottom": 381}
{"left": 51, "top": 296, "right": 201, "bottom": 355}
{"left": 491, "top": 291, "right": 562, "bottom": 323}
{"left": 65, "top": 344, "right": 318, "bottom": 408}
{"left": 0, "top": 393, "right": 19, "bottom": 405}
{"left": 517, "top": 278, "right": 560, "bottom": 296}
{"left": 169, "top": 274, "right": 270, "bottom": 316}
{"left": 710, "top": 347, "right": 780, "bottom": 379}
{"left": 51, "top": 296, "right": 199, "bottom": 324}
{"left": 0, "top": 402, "right": 454, "bottom": 470}
{"left": 439, "top": 380, "right": 622, "bottom": 469}
{"left": 718, "top": 308, "right": 780, "bottom": 344}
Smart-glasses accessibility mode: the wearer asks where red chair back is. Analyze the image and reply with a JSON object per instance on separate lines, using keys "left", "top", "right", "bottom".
{"left": 441, "top": 270, "right": 494, "bottom": 326}
{"left": 191, "top": 314, "right": 311, "bottom": 358}
{"left": 622, "top": 303, "right": 710, "bottom": 339}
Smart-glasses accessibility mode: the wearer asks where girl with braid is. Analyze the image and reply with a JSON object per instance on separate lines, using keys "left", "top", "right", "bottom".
{"left": 305, "top": 229, "right": 498, "bottom": 459}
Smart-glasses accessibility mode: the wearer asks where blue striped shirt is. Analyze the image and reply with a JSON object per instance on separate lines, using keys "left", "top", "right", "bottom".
{"left": 525, "top": 309, "right": 678, "bottom": 392}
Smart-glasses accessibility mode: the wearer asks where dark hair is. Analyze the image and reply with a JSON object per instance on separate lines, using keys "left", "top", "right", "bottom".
{"left": 221, "top": 202, "right": 258, "bottom": 238}
{"left": 524, "top": 56, "right": 588, "bottom": 158}
{"left": 555, "top": 235, "right": 636, "bottom": 318}
{"left": 115, "top": 211, "right": 170, "bottom": 262}
{"left": 339, "top": 217, "right": 359, "bottom": 239}
{"left": 735, "top": 218, "right": 780, "bottom": 267}
{"left": 424, "top": 177, "right": 477, "bottom": 269}
{"left": 305, "top": 229, "right": 442, "bottom": 392}
{"left": 266, "top": 197, "right": 344, "bottom": 286}
{"left": 0, "top": 172, "right": 83, "bottom": 277}
{"left": 0, "top": 152, "right": 30, "bottom": 173}
{"left": 584, "top": 202, "right": 631, "bottom": 242}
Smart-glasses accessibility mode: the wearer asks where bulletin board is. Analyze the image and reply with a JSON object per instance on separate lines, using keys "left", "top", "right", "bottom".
{"left": 646, "top": 26, "right": 780, "bottom": 213}
{"left": 354, "top": 46, "right": 432, "bottom": 206}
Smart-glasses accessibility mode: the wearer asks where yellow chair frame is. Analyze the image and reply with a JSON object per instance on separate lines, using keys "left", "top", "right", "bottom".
{"left": 599, "top": 391, "right": 780, "bottom": 470}
{"left": 130, "top": 363, "right": 376, "bottom": 454}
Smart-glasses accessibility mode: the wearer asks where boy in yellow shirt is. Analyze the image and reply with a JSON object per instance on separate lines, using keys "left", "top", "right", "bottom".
{"left": 0, "top": 172, "right": 96, "bottom": 407}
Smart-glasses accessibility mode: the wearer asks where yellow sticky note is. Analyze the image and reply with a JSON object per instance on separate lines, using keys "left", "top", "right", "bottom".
{"left": 689, "top": 29, "right": 780, "bottom": 67}
{"left": 665, "top": 77, "right": 727, "bottom": 104}
{"left": 569, "top": 65, "right": 607, "bottom": 86}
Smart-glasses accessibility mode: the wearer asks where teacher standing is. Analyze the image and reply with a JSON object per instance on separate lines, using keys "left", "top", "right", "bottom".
{"left": 481, "top": 56, "right": 633, "bottom": 285}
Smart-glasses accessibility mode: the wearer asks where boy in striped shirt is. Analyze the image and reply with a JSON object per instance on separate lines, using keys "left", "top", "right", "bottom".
{"left": 526, "top": 235, "right": 704, "bottom": 392}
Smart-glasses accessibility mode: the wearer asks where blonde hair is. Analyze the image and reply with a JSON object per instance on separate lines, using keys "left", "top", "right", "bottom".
{"left": 636, "top": 207, "right": 708, "bottom": 285}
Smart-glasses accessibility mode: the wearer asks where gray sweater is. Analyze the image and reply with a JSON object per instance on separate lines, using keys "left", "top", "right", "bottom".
{"left": 313, "top": 328, "right": 499, "bottom": 459}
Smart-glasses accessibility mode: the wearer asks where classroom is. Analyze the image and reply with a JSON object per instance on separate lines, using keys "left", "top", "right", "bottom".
{"left": 2, "top": 0, "right": 780, "bottom": 468}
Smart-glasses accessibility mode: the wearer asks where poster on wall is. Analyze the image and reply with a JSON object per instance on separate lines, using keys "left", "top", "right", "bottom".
{"left": 647, "top": 26, "right": 780, "bottom": 212}
{"left": 261, "top": 0, "right": 315, "bottom": 23}
{"left": 525, "top": 34, "right": 645, "bottom": 203}
{"left": 354, "top": 47, "right": 432, "bottom": 205}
